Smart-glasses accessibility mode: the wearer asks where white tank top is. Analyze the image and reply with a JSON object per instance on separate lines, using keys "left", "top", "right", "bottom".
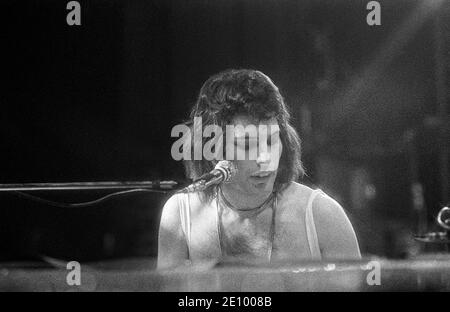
{"left": 179, "top": 188, "right": 323, "bottom": 261}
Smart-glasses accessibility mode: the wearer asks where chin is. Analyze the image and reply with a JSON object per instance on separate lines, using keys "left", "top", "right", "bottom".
{"left": 252, "top": 182, "right": 275, "bottom": 195}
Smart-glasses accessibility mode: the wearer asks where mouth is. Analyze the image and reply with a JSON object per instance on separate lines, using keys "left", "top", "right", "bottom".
{"left": 250, "top": 171, "right": 274, "bottom": 179}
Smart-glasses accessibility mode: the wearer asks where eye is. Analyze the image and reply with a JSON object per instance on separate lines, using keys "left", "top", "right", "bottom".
{"left": 244, "top": 140, "right": 252, "bottom": 150}
{"left": 269, "top": 132, "right": 280, "bottom": 146}
{"left": 234, "top": 139, "right": 250, "bottom": 150}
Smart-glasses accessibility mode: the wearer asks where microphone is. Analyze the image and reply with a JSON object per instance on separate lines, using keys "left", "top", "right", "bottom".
{"left": 178, "top": 160, "right": 237, "bottom": 193}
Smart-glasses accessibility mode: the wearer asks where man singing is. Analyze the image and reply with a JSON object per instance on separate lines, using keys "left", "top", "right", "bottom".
{"left": 157, "top": 69, "right": 360, "bottom": 269}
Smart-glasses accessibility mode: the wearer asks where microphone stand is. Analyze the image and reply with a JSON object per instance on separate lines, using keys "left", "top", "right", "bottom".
{"left": 0, "top": 181, "right": 179, "bottom": 192}
{"left": 0, "top": 181, "right": 180, "bottom": 208}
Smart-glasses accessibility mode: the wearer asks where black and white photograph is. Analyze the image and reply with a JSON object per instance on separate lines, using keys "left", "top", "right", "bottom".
{"left": 1, "top": 0, "right": 449, "bottom": 295}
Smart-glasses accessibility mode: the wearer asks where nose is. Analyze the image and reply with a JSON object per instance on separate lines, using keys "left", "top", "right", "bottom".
{"left": 255, "top": 143, "right": 281, "bottom": 171}
{"left": 256, "top": 150, "right": 271, "bottom": 167}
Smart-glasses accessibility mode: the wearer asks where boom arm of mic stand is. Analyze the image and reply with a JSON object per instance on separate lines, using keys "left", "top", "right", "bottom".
{"left": 0, "top": 181, "right": 179, "bottom": 192}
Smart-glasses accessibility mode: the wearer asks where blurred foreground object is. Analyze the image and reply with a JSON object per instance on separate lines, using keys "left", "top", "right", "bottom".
{"left": 1, "top": 258, "right": 450, "bottom": 291}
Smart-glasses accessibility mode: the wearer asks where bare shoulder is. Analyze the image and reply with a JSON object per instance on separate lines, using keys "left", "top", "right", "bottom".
{"left": 160, "top": 191, "right": 207, "bottom": 224}
{"left": 158, "top": 193, "right": 190, "bottom": 269}
{"left": 311, "top": 190, "right": 362, "bottom": 259}
{"left": 279, "top": 181, "right": 345, "bottom": 214}
{"left": 279, "top": 182, "right": 361, "bottom": 259}
{"left": 282, "top": 181, "right": 314, "bottom": 194}
{"left": 312, "top": 190, "right": 353, "bottom": 233}
{"left": 275, "top": 182, "right": 320, "bottom": 222}
{"left": 279, "top": 181, "right": 314, "bottom": 204}
{"left": 312, "top": 190, "right": 356, "bottom": 234}
{"left": 278, "top": 181, "right": 345, "bottom": 215}
{"left": 159, "top": 193, "right": 183, "bottom": 230}
{"left": 313, "top": 190, "right": 346, "bottom": 217}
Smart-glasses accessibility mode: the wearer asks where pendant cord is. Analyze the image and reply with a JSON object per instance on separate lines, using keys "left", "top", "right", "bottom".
{"left": 218, "top": 186, "right": 275, "bottom": 212}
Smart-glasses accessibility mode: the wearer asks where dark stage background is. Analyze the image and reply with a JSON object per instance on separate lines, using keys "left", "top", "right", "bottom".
{"left": 1, "top": 0, "right": 449, "bottom": 265}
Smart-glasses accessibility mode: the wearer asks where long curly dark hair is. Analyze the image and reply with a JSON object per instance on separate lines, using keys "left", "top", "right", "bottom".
{"left": 183, "top": 69, "right": 304, "bottom": 201}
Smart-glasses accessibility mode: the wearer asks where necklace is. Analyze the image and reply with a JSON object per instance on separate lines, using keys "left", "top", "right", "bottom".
{"left": 218, "top": 187, "right": 275, "bottom": 214}
{"left": 216, "top": 187, "right": 277, "bottom": 263}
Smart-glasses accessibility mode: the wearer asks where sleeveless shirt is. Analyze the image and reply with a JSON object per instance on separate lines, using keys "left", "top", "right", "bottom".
{"left": 178, "top": 185, "right": 324, "bottom": 262}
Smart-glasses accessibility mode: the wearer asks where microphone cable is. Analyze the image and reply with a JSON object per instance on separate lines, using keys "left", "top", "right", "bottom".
{"left": 8, "top": 188, "right": 174, "bottom": 209}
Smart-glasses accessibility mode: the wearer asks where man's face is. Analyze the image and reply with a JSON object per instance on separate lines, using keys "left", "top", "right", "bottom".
{"left": 224, "top": 114, "right": 282, "bottom": 196}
